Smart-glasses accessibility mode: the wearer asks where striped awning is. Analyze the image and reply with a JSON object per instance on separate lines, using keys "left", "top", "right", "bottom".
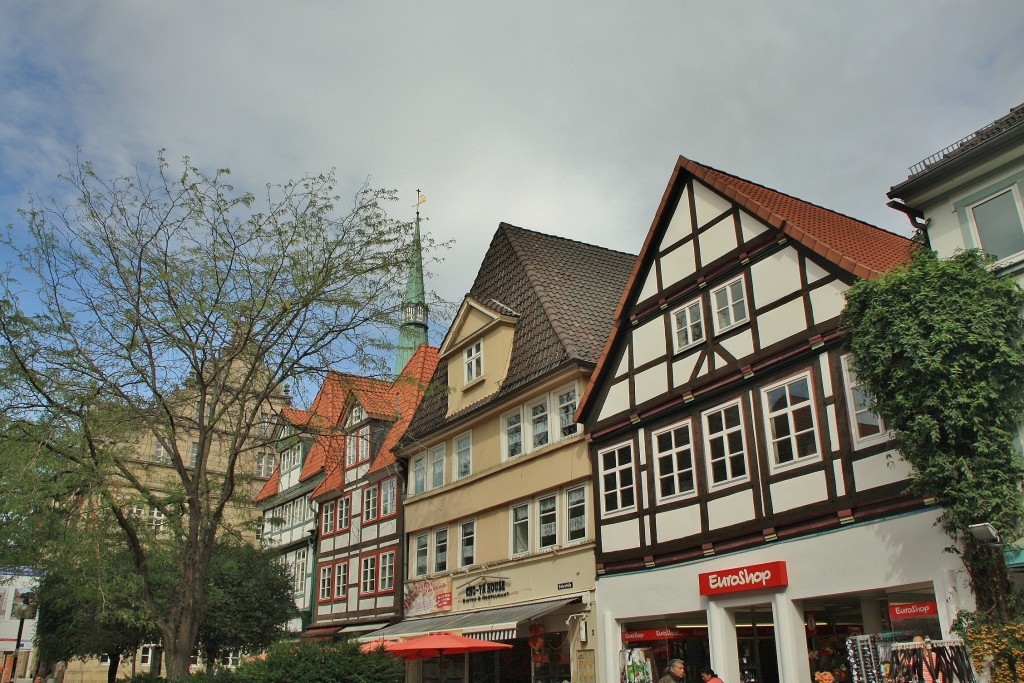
{"left": 360, "top": 597, "right": 580, "bottom": 641}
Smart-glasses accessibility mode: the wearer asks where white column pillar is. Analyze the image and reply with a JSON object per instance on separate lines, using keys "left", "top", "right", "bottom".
{"left": 706, "top": 599, "right": 740, "bottom": 683}
{"left": 772, "top": 593, "right": 811, "bottom": 683}
{"left": 599, "top": 609, "right": 618, "bottom": 683}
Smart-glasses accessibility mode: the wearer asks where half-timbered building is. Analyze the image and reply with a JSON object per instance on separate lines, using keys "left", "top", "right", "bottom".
{"left": 576, "top": 157, "right": 974, "bottom": 683}
{"left": 304, "top": 345, "right": 439, "bottom": 640}
{"left": 255, "top": 404, "right": 325, "bottom": 633}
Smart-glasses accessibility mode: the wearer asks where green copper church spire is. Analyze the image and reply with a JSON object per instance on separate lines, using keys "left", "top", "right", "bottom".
{"left": 394, "top": 190, "right": 429, "bottom": 375}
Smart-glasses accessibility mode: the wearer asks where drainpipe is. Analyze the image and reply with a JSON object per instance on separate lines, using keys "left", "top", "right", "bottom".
{"left": 886, "top": 200, "right": 932, "bottom": 249}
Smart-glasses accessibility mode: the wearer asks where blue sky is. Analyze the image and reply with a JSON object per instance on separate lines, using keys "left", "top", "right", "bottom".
{"left": 1, "top": 1, "right": 1022, "bottom": 363}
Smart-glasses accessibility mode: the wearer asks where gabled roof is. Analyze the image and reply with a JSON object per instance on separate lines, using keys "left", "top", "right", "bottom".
{"left": 312, "top": 344, "right": 440, "bottom": 497}
{"left": 680, "top": 157, "right": 914, "bottom": 280}
{"left": 438, "top": 295, "right": 518, "bottom": 358}
{"left": 576, "top": 155, "right": 915, "bottom": 423}
{"left": 403, "top": 224, "right": 636, "bottom": 442}
{"left": 254, "top": 467, "right": 280, "bottom": 503}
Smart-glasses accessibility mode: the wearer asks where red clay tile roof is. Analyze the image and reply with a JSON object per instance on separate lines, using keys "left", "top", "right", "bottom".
{"left": 254, "top": 467, "right": 280, "bottom": 503}
{"left": 681, "top": 157, "right": 914, "bottom": 280}
{"left": 311, "top": 344, "right": 440, "bottom": 496}
{"left": 280, "top": 407, "right": 314, "bottom": 427}
{"left": 368, "top": 344, "right": 440, "bottom": 475}
{"left": 403, "top": 224, "right": 636, "bottom": 442}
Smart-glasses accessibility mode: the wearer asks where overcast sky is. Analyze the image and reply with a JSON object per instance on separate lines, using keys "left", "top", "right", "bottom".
{"left": 1, "top": 1, "right": 1022, "bottom": 354}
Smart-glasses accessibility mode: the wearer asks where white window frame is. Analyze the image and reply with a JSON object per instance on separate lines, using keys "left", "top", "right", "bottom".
{"left": 502, "top": 409, "right": 524, "bottom": 460}
{"left": 503, "top": 385, "right": 581, "bottom": 462}
{"left": 363, "top": 485, "right": 379, "bottom": 522}
{"left": 140, "top": 645, "right": 156, "bottom": 667}
{"left": 322, "top": 501, "right": 335, "bottom": 535}
{"left": 966, "top": 184, "right": 1024, "bottom": 262}
{"left": 360, "top": 555, "right": 377, "bottom": 595}
{"left": 529, "top": 397, "right": 550, "bottom": 450}
{"left": 702, "top": 399, "right": 749, "bottom": 488}
{"left": 556, "top": 385, "right": 580, "bottom": 439}
{"left": 711, "top": 275, "right": 749, "bottom": 333}
{"left": 464, "top": 339, "right": 483, "bottom": 383}
{"left": 840, "top": 355, "right": 888, "bottom": 449}
{"left": 379, "top": 551, "right": 395, "bottom": 592}
{"left": 380, "top": 478, "right": 397, "bottom": 517}
{"left": 537, "top": 494, "right": 558, "bottom": 550}
{"left": 510, "top": 502, "right": 530, "bottom": 556}
{"left": 565, "top": 485, "right": 587, "bottom": 543}
{"left": 149, "top": 506, "right": 165, "bottom": 531}
{"left": 429, "top": 444, "right": 445, "bottom": 489}
{"left": 597, "top": 442, "right": 637, "bottom": 516}
{"left": 189, "top": 442, "right": 200, "bottom": 469}
{"left": 334, "top": 560, "right": 348, "bottom": 599}
{"left": 762, "top": 371, "right": 821, "bottom": 470}
{"left": 154, "top": 441, "right": 170, "bottom": 464}
{"left": 672, "top": 297, "right": 706, "bottom": 352}
{"left": 433, "top": 527, "right": 448, "bottom": 574}
{"left": 652, "top": 419, "right": 697, "bottom": 502}
{"left": 256, "top": 451, "right": 275, "bottom": 478}
{"left": 319, "top": 565, "right": 333, "bottom": 601}
{"left": 337, "top": 495, "right": 351, "bottom": 531}
{"left": 411, "top": 455, "right": 426, "bottom": 494}
{"left": 413, "top": 533, "right": 429, "bottom": 577}
{"left": 455, "top": 433, "right": 472, "bottom": 479}
{"left": 459, "top": 519, "right": 476, "bottom": 568}
{"left": 293, "top": 548, "right": 307, "bottom": 593}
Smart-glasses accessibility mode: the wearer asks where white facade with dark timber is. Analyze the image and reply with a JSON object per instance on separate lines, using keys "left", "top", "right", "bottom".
{"left": 576, "top": 157, "right": 972, "bottom": 683}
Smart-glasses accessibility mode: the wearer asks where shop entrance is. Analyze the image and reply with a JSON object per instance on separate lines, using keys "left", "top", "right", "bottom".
{"left": 735, "top": 605, "right": 778, "bottom": 683}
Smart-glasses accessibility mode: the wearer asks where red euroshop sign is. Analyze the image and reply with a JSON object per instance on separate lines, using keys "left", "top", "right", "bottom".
{"left": 698, "top": 561, "right": 789, "bottom": 596}
{"left": 889, "top": 601, "right": 938, "bottom": 620}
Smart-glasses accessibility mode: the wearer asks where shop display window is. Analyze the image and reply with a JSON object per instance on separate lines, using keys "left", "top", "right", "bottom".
{"left": 529, "top": 624, "right": 571, "bottom": 683}
{"left": 621, "top": 616, "right": 710, "bottom": 683}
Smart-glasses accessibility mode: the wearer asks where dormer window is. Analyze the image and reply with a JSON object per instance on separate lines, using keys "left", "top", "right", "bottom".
{"left": 348, "top": 405, "right": 366, "bottom": 427}
{"left": 345, "top": 404, "right": 370, "bottom": 467}
{"left": 464, "top": 339, "right": 483, "bottom": 383}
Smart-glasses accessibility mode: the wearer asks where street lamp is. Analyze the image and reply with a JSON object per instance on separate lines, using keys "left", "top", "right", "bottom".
{"left": 8, "top": 592, "right": 36, "bottom": 683}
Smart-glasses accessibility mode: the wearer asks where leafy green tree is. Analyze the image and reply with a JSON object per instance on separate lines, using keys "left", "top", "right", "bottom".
{"left": 0, "top": 152, "right": 431, "bottom": 679}
{"left": 843, "top": 248, "right": 1024, "bottom": 621}
{"left": 231, "top": 640, "right": 404, "bottom": 683}
{"left": 34, "top": 539, "right": 156, "bottom": 683}
{"left": 197, "top": 541, "right": 296, "bottom": 667}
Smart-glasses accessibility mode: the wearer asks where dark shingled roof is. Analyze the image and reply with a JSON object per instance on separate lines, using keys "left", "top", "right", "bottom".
{"left": 403, "top": 223, "right": 636, "bottom": 442}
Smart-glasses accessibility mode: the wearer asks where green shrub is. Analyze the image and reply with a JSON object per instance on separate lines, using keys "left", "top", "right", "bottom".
{"left": 231, "top": 640, "right": 405, "bottom": 683}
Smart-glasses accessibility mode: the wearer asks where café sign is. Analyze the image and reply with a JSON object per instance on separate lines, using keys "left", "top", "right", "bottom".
{"left": 698, "top": 561, "right": 788, "bottom": 596}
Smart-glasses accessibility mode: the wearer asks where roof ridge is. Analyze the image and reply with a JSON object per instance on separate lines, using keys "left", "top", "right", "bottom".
{"left": 682, "top": 156, "right": 903, "bottom": 240}
{"left": 498, "top": 222, "right": 635, "bottom": 258}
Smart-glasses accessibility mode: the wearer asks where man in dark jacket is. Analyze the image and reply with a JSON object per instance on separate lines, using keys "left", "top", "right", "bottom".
{"left": 658, "top": 659, "right": 686, "bottom": 683}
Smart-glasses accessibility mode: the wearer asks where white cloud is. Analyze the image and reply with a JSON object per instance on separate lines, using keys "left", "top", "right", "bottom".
{"left": 1, "top": 0, "right": 1022, "bottom": 334}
